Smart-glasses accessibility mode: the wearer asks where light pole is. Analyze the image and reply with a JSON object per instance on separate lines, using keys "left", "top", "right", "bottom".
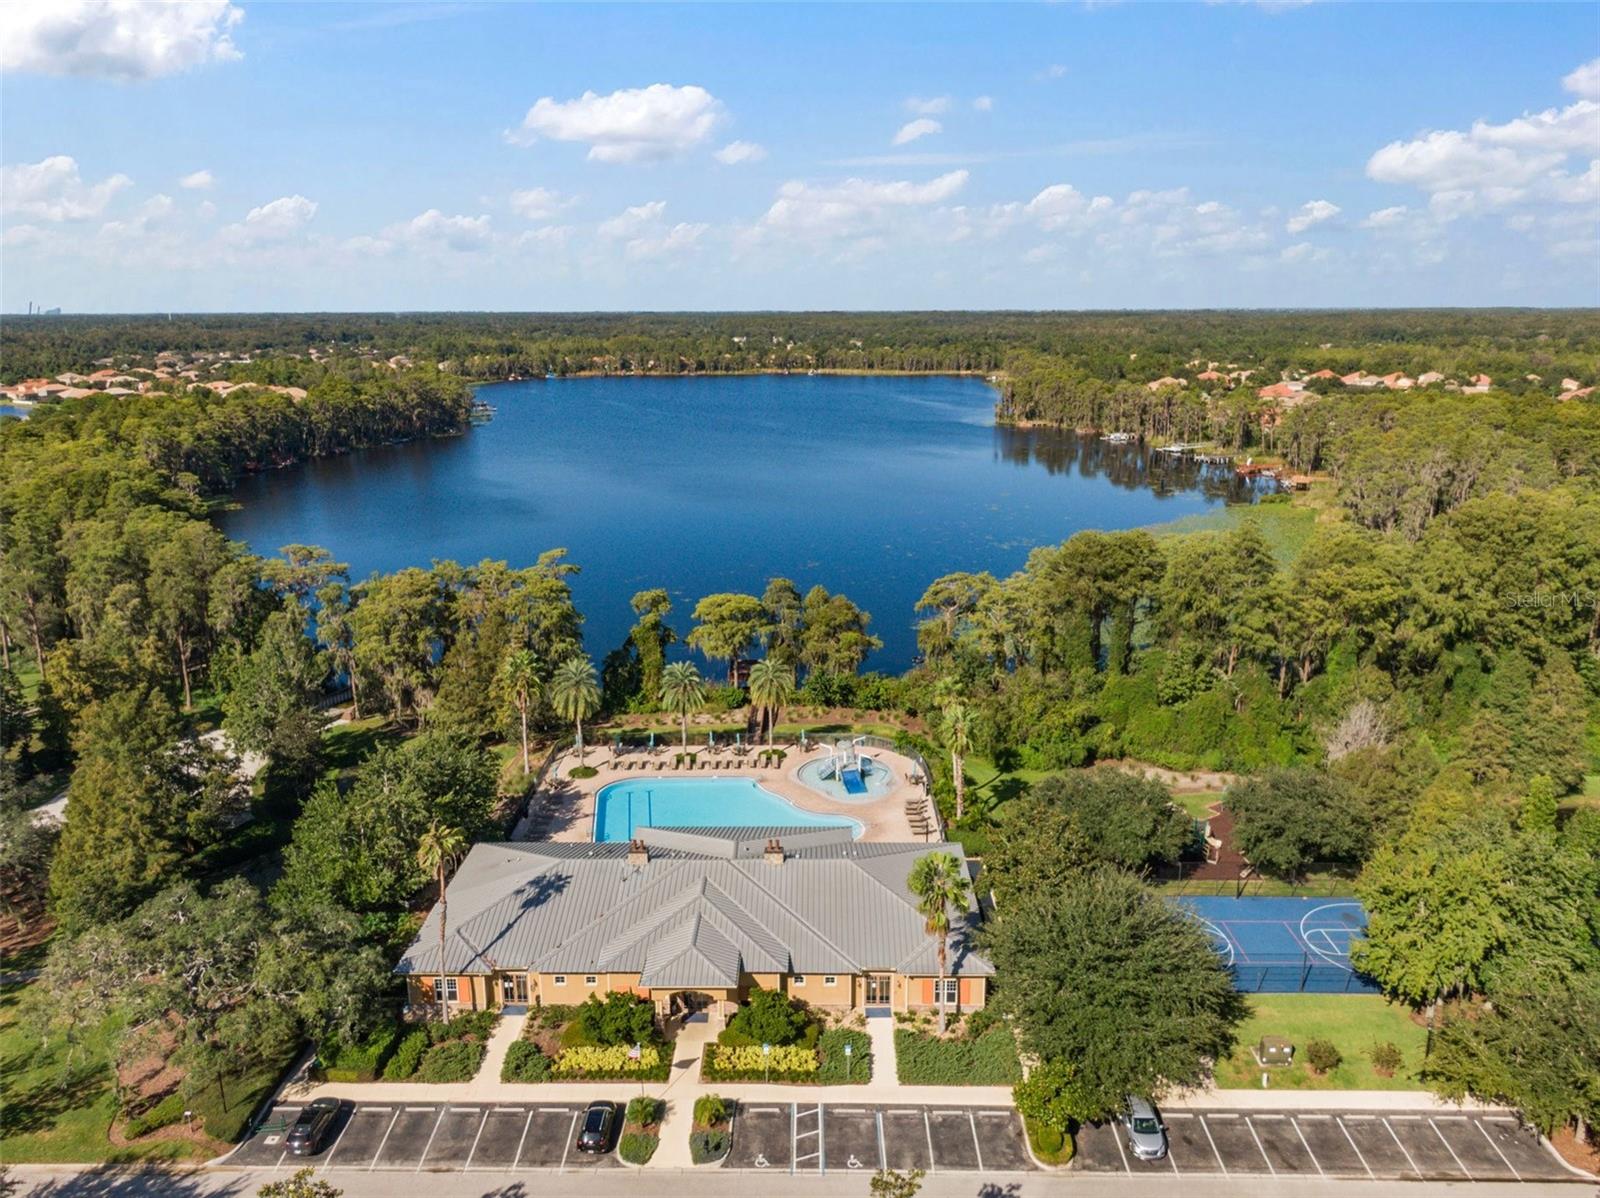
{"left": 762, "top": 1042, "right": 771, "bottom": 1083}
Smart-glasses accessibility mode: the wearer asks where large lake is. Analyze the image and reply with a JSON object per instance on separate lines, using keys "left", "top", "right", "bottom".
{"left": 218, "top": 375, "right": 1258, "bottom": 671}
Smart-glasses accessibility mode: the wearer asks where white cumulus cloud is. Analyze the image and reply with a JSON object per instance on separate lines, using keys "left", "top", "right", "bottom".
{"left": 0, "top": 0, "right": 243, "bottom": 81}
{"left": 0, "top": 155, "right": 131, "bottom": 220}
{"left": 973, "top": 95, "right": 995, "bottom": 112}
{"left": 759, "top": 170, "right": 969, "bottom": 240}
{"left": 1563, "top": 57, "right": 1600, "bottom": 100}
{"left": 714, "top": 140, "right": 767, "bottom": 165}
{"left": 508, "top": 187, "right": 572, "bottom": 221}
{"left": 179, "top": 169, "right": 215, "bottom": 190}
{"left": 507, "top": 83, "right": 723, "bottom": 163}
{"left": 1360, "top": 205, "right": 1409, "bottom": 229}
{"left": 905, "top": 95, "right": 951, "bottom": 116}
{"left": 386, "top": 209, "right": 493, "bottom": 252}
{"left": 1286, "top": 199, "right": 1340, "bottom": 233}
{"left": 892, "top": 118, "right": 942, "bottom": 147}
{"left": 223, "top": 194, "right": 317, "bottom": 243}
{"left": 598, "top": 201, "right": 668, "bottom": 239}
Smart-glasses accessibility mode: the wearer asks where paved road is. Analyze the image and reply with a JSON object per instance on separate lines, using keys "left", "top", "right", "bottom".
{"left": 1075, "top": 1107, "right": 1582, "bottom": 1183}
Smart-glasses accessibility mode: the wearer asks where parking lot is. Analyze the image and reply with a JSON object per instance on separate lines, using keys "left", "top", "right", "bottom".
{"left": 723, "top": 1102, "right": 1034, "bottom": 1174}
{"left": 1074, "top": 1109, "right": 1582, "bottom": 1182}
{"left": 226, "top": 1101, "right": 622, "bottom": 1173}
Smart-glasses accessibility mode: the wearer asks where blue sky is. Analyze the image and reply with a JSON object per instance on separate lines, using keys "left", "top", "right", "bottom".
{"left": 2, "top": 1, "right": 1597, "bottom": 311}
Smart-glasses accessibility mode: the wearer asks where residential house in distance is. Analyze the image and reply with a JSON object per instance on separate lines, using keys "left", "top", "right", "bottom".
{"left": 396, "top": 827, "right": 991, "bottom": 1018}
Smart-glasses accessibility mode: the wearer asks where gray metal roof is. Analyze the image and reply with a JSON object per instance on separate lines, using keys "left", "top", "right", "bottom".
{"left": 396, "top": 833, "right": 992, "bottom": 987}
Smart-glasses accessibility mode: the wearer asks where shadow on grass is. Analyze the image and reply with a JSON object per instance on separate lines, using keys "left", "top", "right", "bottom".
{"left": 15, "top": 1167, "right": 248, "bottom": 1197}
{"left": 0, "top": 1059, "right": 110, "bottom": 1139}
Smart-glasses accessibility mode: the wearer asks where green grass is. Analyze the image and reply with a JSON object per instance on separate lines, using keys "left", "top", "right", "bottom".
{"left": 1174, "top": 792, "right": 1219, "bottom": 820}
{"left": 1213, "top": 994, "right": 1428, "bottom": 1090}
{"left": 1146, "top": 500, "right": 1321, "bottom": 565}
{"left": 0, "top": 984, "right": 195, "bottom": 1163}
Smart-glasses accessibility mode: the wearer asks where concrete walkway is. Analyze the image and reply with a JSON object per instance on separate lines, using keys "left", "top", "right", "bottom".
{"left": 650, "top": 1013, "right": 721, "bottom": 1168}
{"left": 475, "top": 1011, "right": 526, "bottom": 1091}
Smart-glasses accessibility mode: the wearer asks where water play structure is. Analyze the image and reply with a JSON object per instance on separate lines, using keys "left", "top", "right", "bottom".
{"left": 813, "top": 737, "right": 888, "bottom": 795}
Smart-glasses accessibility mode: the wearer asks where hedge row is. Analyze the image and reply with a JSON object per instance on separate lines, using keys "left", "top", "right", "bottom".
{"left": 700, "top": 1029, "right": 871, "bottom": 1084}
{"left": 893, "top": 1026, "right": 1022, "bottom": 1085}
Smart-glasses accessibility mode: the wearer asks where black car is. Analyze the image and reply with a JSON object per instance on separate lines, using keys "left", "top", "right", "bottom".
{"left": 285, "top": 1098, "right": 341, "bottom": 1156}
{"left": 576, "top": 1100, "right": 618, "bottom": 1153}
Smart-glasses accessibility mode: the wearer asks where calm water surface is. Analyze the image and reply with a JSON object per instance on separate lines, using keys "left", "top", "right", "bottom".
{"left": 218, "top": 375, "right": 1258, "bottom": 670}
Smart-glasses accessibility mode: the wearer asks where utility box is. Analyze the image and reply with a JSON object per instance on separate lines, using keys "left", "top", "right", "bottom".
{"left": 1255, "top": 1036, "right": 1294, "bottom": 1067}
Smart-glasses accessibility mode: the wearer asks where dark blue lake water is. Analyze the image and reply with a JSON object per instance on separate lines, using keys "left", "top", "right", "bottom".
{"left": 218, "top": 375, "right": 1257, "bottom": 671}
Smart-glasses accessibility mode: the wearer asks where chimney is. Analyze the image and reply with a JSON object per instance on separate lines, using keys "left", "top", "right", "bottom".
{"left": 627, "top": 839, "right": 648, "bottom": 867}
{"left": 763, "top": 838, "right": 784, "bottom": 865}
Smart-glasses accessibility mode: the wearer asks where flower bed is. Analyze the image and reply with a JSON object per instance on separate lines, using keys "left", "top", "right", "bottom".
{"left": 690, "top": 1094, "right": 731, "bottom": 1165}
{"left": 700, "top": 1029, "right": 870, "bottom": 1084}
{"left": 619, "top": 1097, "right": 662, "bottom": 1166}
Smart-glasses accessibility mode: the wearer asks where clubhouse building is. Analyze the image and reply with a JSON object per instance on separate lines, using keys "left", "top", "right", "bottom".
{"left": 396, "top": 826, "right": 992, "bottom": 1018}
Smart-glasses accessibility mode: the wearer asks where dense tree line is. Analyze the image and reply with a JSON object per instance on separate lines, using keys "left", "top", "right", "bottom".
{"left": 6, "top": 309, "right": 1597, "bottom": 386}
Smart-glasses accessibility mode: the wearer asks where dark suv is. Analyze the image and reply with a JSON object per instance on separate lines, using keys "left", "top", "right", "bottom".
{"left": 285, "top": 1098, "right": 341, "bottom": 1156}
{"left": 576, "top": 1100, "right": 617, "bottom": 1153}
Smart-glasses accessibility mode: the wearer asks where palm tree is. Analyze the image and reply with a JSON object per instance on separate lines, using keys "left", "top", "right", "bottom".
{"left": 416, "top": 820, "right": 467, "bottom": 1023}
{"left": 548, "top": 654, "right": 601, "bottom": 764}
{"left": 499, "top": 648, "right": 543, "bottom": 775}
{"left": 659, "top": 660, "right": 706, "bottom": 748}
{"left": 746, "top": 658, "right": 796, "bottom": 744}
{"left": 940, "top": 699, "right": 973, "bottom": 822}
{"left": 908, "top": 851, "right": 972, "bottom": 1035}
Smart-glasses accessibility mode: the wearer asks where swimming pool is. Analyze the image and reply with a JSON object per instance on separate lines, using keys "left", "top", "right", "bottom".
{"left": 593, "top": 778, "right": 861, "bottom": 842}
{"left": 794, "top": 754, "right": 898, "bottom": 801}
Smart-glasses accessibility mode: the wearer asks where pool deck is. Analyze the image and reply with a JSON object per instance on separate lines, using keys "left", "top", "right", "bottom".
{"left": 519, "top": 742, "right": 940, "bottom": 844}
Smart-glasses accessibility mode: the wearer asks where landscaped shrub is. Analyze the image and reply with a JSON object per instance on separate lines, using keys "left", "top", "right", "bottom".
{"left": 530, "top": 1003, "right": 580, "bottom": 1029}
{"left": 692, "top": 1094, "right": 728, "bottom": 1127}
{"left": 414, "top": 1039, "right": 484, "bottom": 1083}
{"left": 430, "top": 1009, "right": 498, "bottom": 1044}
{"left": 816, "top": 1029, "right": 872, "bottom": 1084}
{"left": 1032, "top": 1120, "right": 1064, "bottom": 1154}
{"left": 1305, "top": 1038, "right": 1342, "bottom": 1075}
{"left": 124, "top": 1091, "right": 186, "bottom": 1138}
{"left": 1369, "top": 1041, "right": 1403, "bottom": 1077}
{"left": 501, "top": 1040, "right": 552, "bottom": 1082}
{"left": 383, "top": 1029, "right": 430, "bottom": 1080}
{"left": 568, "top": 764, "right": 598, "bottom": 779}
{"left": 626, "top": 1096, "right": 663, "bottom": 1126}
{"left": 320, "top": 1023, "right": 399, "bottom": 1083}
{"left": 1024, "top": 1116, "right": 1075, "bottom": 1166}
{"left": 619, "top": 1132, "right": 659, "bottom": 1165}
{"left": 552, "top": 1044, "right": 665, "bottom": 1077}
{"left": 725, "top": 987, "right": 813, "bottom": 1046}
{"left": 894, "top": 1027, "right": 1021, "bottom": 1085}
{"left": 690, "top": 1129, "right": 729, "bottom": 1164}
{"left": 575, "top": 992, "right": 658, "bottom": 1047}
{"left": 702, "top": 1043, "right": 818, "bottom": 1080}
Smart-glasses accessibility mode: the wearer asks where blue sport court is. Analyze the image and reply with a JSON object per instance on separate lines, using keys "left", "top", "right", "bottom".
{"left": 1171, "top": 896, "right": 1379, "bottom": 993}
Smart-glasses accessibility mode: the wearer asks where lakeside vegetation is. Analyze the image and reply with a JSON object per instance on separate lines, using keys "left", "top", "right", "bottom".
{"left": 2, "top": 310, "right": 1596, "bottom": 1160}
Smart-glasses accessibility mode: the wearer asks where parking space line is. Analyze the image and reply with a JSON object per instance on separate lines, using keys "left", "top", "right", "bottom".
{"left": 1474, "top": 1119, "right": 1521, "bottom": 1180}
{"left": 558, "top": 1111, "right": 577, "bottom": 1173}
{"left": 1199, "top": 1116, "right": 1227, "bottom": 1175}
{"left": 463, "top": 1108, "right": 490, "bottom": 1170}
{"left": 876, "top": 1110, "right": 886, "bottom": 1172}
{"left": 968, "top": 1110, "right": 984, "bottom": 1172}
{"left": 1382, "top": 1117, "right": 1423, "bottom": 1178}
{"left": 1336, "top": 1117, "right": 1375, "bottom": 1180}
{"left": 415, "top": 1106, "right": 448, "bottom": 1173}
{"left": 1244, "top": 1117, "right": 1276, "bottom": 1175}
{"left": 1113, "top": 1122, "right": 1132, "bottom": 1173}
{"left": 368, "top": 1109, "right": 400, "bottom": 1172}
{"left": 923, "top": 1109, "right": 936, "bottom": 1173}
{"left": 512, "top": 1109, "right": 533, "bottom": 1169}
{"left": 1429, "top": 1117, "right": 1472, "bottom": 1179}
{"left": 1291, "top": 1118, "right": 1324, "bottom": 1176}
{"left": 818, "top": 1105, "right": 826, "bottom": 1175}
{"left": 319, "top": 1109, "right": 356, "bottom": 1170}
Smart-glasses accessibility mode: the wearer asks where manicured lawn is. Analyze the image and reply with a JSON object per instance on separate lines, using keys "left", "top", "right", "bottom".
{"left": 0, "top": 984, "right": 197, "bottom": 1163}
{"left": 1174, "top": 792, "right": 1219, "bottom": 820}
{"left": 1213, "top": 994, "right": 1428, "bottom": 1090}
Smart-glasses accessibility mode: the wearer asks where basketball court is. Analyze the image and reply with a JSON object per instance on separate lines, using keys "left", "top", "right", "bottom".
{"left": 1172, "top": 896, "right": 1378, "bottom": 992}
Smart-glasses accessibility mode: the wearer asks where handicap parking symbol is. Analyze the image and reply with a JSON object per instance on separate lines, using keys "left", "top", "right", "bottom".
{"left": 847, "top": 1154, "right": 864, "bottom": 1170}
{"left": 754, "top": 1153, "right": 770, "bottom": 1169}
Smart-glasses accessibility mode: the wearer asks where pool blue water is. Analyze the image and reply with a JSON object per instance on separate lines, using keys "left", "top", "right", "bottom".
{"left": 593, "top": 777, "right": 859, "bottom": 842}
{"left": 217, "top": 375, "right": 1264, "bottom": 671}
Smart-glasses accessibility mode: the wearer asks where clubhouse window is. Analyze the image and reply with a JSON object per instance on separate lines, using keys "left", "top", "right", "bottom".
{"left": 554, "top": 975, "right": 567, "bottom": 986}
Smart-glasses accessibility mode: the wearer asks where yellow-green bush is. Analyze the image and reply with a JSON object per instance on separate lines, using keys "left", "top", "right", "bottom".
{"left": 552, "top": 1044, "right": 662, "bottom": 1075}
{"left": 704, "top": 1044, "right": 818, "bottom": 1074}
